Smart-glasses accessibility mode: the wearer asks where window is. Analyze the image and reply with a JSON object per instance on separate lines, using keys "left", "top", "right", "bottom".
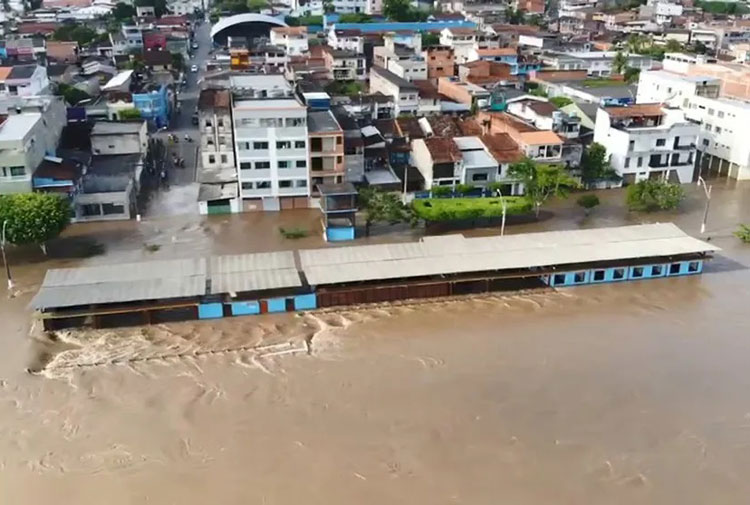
{"left": 256, "top": 181, "right": 271, "bottom": 189}
{"left": 241, "top": 182, "right": 254, "bottom": 190}
{"left": 656, "top": 138, "right": 666, "bottom": 146}
{"left": 239, "top": 142, "right": 250, "bottom": 150}
{"left": 277, "top": 141, "right": 291, "bottom": 149}
{"left": 472, "top": 173, "right": 488, "bottom": 182}
{"left": 702, "top": 138, "right": 709, "bottom": 147}
{"left": 708, "top": 108, "right": 714, "bottom": 115}
{"left": 238, "top": 118, "right": 258, "bottom": 127}
{"left": 337, "top": 156, "right": 343, "bottom": 163}
{"left": 624, "top": 157, "right": 630, "bottom": 168}
{"left": 294, "top": 140, "right": 306, "bottom": 149}
{"left": 207, "top": 139, "right": 214, "bottom": 146}
{"left": 669, "top": 263, "right": 681, "bottom": 275}
{"left": 553, "top": 274, "right": 566, "bottom": 285}
{"left": 651, "top": 265, "right": 663, "bottom": 276}
{"left": 593, "top": 270, "right": 606, "bottom": 281}
{"left": 240, "top": 162, "right": 252, "bottom": 169}
{"left": 631, "top": 267, "right": 644, "bottom": 278}
{"left": 221, "top": 154, "right": 227, "bottom": 163}
{"left": 255, "top": 161, "right": 270, "bottom": 169}
{"left": 715, "top": 126, "right": 722, "bottom": 134}
{"left": 205, "top": 119, "right": 212, "bottom": 127}
{"left": 82, "top": 204, "right": 101, "bottom": 216}
{"left": 295, "top": 179, "right": 307, "bottom": 188}
{"left": 705, "top": 124, "right": 712, "bottom": 132}
{"left": 260, "top": 118, "right": 282, "bottom": 127}
{"left": 573, "top": 272, "right": 586, "bottom": 283}
{"left": 688, "top": 261, "right": 699, "bottom": 273}
{"left": 612, "top": 268, "right": 625, "bottom": 280}
{"left": 278, "top": 161, "right": 290, "bottom": 169}
{"left": 637, "top": 157, "right": 643, "bottom": 168}
{"left": 285, "top": 117, "right": 306, "bottom": 127}
{"left": 717, "top": 110, "right": 724, "bottom": 118}
{"left": 279, "top": 180, "right": 292, "bottom": 188}
{"left": 336, "top": 136, "right": 342, "bottom": 145}
{"left": 296, "top": 160, "right": 306, "bottom": 168}
{"left": 208, "top": 155, "right": 215, "bottom": 164}
{"left": 218, "top": 118, "right": 224, "bottom": 127}
{"left": 253, "top": 141, "right": 269, "bottom": 150}
{"left": 102, "top": 203, "right": 125, "bottom": 215}
{"left": 9, "top": 166, "right": 25, "bottom": 177}
{"left": 628, "top": 140, "right": 634, "bottom": 151}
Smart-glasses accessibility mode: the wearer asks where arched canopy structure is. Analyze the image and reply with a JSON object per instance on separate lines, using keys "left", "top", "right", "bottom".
{"left": 210, "top": 13, "right": 288, "bottom": 45}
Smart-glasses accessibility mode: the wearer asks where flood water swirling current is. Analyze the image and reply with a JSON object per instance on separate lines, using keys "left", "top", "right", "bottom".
{"left": 1, "top": 185, "right": 750, "bottom": 504}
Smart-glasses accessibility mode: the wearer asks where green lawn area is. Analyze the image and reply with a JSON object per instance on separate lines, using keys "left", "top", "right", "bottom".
{"left": 413, "top": 197, "right": 532, "bottom": 222}
{"left": 582, "top": 78, "right": 627, "bottom": 88}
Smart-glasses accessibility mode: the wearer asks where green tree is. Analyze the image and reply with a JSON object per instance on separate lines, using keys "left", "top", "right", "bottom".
{"left": 508, "top": 157, "right": 577, "bottom": 217}
{"left": 580, "top": 142, "right": 619, "bottom": 187}
{"left": 384, "top": 0, "right": 411, "bottom": 20}
{"left": 170, "top": 52, "right": 185, "bottom": 71}
{"left": 612, "top": 50, "right": 627, "bottom": 74}
{"left": 112, "top": 2, "right": 135, "bottom": 20}
{"left": 322, "top": 0, "right": 334, "bottom": 13}
{"left": 626, "top": 179, "right": 685, "bottom": 212}
{"left": 55, "top": 83, "right": 91, "bottom": 106}
{"left": 576, "top": 194, "right": 600, "bottom": 215}
{"left": 505, "top": 7, "right": 524, "bottom": 24}
{"left": 549, "top": 96, "right": 572, "bottom": 108}
{"left": 0, "top": 193, "right": 70, "bottom": 254}
{"left": 421, "top": 31, "right": 440, "bottom": 46}
{"left": 734, "top": 224, "right": 750, "bottom": 243}
{"left": 624, "top": 66, "right": 641, "bottom": 84}
{"left": 119, "top": 108, "right": 142, "bottom": 119}
{"left": 53, "top": 24, "right": 98, "bottom": 46}
{"left": 339, "top": 13, "right": 372, "bottom": 22}
{"left": 247, "top": 0, "right": 267, "bottom": 11}
{"left": 626, "top": 33, "right": 649, "bottom": 53}
{"left": 359, "top": 187, "right": 413, "bottom": 236}
{"left": 664, "top": 39, "right": 683, "bottom": 52}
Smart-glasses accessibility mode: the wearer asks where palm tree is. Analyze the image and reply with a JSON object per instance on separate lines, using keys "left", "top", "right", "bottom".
{"left": 612, "top": 51, "right": 628, "bottom": 75}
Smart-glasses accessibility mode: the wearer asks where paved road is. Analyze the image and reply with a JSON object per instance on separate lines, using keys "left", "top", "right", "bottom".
{"left": 144, "top": 20, "right": 214, "bottom": 216}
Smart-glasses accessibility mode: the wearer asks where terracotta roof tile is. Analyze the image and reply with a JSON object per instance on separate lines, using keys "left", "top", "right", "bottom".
{"left": 481, "top": 133, "right": 523, "bottom": 163}
{"left": 518, "top": 131, "right": 563, "bottom": 145}
{"left": 425, "top": 137, "right": 461, "bottom": 163}
{"left": 604, "top": 104, "right": 664, "bottom": 118}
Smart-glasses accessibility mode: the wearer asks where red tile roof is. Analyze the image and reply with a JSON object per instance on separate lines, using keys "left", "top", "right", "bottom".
{"left": 425, "top": 137, "right": 461, "bottom": 164}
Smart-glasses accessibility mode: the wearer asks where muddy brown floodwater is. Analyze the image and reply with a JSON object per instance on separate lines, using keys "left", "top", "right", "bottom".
{"left": 1, "top": 183, "right": 750, "bottom": 504}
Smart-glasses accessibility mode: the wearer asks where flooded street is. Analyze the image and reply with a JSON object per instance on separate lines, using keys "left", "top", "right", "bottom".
{"left": 1, "top": 182, "right": 750, "bottom": 503}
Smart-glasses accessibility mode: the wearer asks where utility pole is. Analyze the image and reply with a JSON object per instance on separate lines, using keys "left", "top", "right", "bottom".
{"left": 1, "top": 220, "right": 13, "bottom": 291}
{"left": 697, "top": 175, "right": 712, "bottom": 234}
{"left": 499, "top": 193, "right": 507, "bottom": 237}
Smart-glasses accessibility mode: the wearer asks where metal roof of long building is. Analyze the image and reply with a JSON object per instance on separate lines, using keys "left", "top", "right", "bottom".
{"left": 298, "top": 223, "right": 719, "bottom": 286}
{"left": 209, "top": 252, "right": 302, "bottom": 294}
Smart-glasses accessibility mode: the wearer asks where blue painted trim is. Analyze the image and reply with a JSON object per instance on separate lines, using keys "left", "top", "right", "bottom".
{"left": 267, "top": 297, "right": 287, "bottom": 313}
{"left": 230, "top": 301, "right": 260, "bottom": 316}
{"left": 294, "top": 294, "right": 317, "bottom": 311}
{"left": 198, "top": 303, "right": 223, "bottom": 319}
{"left": 548, "top": 260, "right": 704, "bottom": 288}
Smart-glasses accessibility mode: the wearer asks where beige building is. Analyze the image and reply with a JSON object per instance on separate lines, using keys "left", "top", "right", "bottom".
{"left": 199, "top": 89, "right": 235, "bottom": 171}
{"left": 308, "top": 111, "right": 345, "bottom": 196}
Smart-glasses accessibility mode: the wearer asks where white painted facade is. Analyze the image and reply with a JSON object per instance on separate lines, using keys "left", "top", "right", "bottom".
{"left": 387, "top": 58, "right": 428, "bottom": 81}
{"left": 369, "top": 67, "right": 419, "bottom": 115}
{"left": 593, "top": 107, "right": 699, "bottom": 184}
{"left": 327, "top": 29, "right": 365, "bottom": 53}
{"left": 270, "top": 28, "right": 309, "bottom": 56}
{"left": 439, "top": 28, "right": 476, "bottom": 64}
{"left": 232, "top": 98, "right": 310, "bottom": 210}
{"left": 636, "top": 70, "right": 720, "bottom": 107}
{"left": 684, "top": 95, "right": 750, "bottom": 180}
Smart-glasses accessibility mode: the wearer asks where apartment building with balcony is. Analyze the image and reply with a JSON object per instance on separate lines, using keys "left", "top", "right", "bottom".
{"left": 439, "top": 27, "right": 478, "bottom": 64}
{"left": 478, "top": 111, "right": 564, "bottom": 164}
{"left": 199, "top": 89, "right": 235, "bottom": 172}
{"left": 270, "top": 26, "right": 309, "bottom": 56}
{"left": 232, "top": 96, "right": 310, "bottom": 211}
{"left": 593, "top": 104, "right": 699, "bottom": 185}
{"left": 636, "top": 70, "right": 721, "bottom": 106}
{"left": 323, "top": 48, "right": 367, "bottom": 81}
{"left": 307, "top": 110, "right": 345, "bottom": 196}
{"left": 369, "top": 66, "right": 419, "bottom": 115}
{"left": 423, "top": 45, "right": 455, "bottom": 79}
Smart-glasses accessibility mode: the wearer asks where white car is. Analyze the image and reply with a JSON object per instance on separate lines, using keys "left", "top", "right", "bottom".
{"left": 190, "top": 64, "right": 199, "bottom": 73}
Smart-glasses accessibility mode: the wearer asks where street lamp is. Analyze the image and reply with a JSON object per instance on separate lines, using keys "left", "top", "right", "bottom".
{"left": 1, "top": 220, "right": 13, "bottom": 291}
{"left": 498, "top": 192, "right": 508, "bottom": 237}
{"left": 697, "top": 175, "right": 712, "bottom": 235}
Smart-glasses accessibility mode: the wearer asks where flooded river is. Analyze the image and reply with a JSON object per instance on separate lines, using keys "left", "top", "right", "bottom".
{"left": 1, "top": 183, "right": 750, "bottom": 504}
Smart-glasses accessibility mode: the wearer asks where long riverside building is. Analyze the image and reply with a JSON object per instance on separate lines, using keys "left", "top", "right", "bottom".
{"left": 30, "top": 223, "right": 718, "bottom": 330}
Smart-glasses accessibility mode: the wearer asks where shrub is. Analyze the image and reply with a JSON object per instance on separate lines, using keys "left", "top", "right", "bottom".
{"left": 279, "top": 227, "right": 308, "bottom": 239}
{"left": 455, "top": 183, "right": 476, "bottom": 195}
{"left": 576, "top": 194, "right": 600, "bottom": 214}
{"left": 626, "top": 180, "right": 684, "bottom": 212}
{"left": 549, "top": 96, "right": 573, "bottom": 108}
{"left": 735, "top": 224, "right": 750, "bottom": 243}
{"left": 412, "top": 197, "right": 532, "bottom": 222}
{"left": 430, "top": 185, "right": 452, "bottom": 197}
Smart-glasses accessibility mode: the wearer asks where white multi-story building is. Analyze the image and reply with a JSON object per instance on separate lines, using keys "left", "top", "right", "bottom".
{"left": 653, "top": 1, "right": 683, "bottom": 24}
{"left": 232, "top": 97, "right": 310, "bottom": 211}
{"left": 439, "top": 27, "right": 477, "bottom": 64}
{"left": 369, "top": 66, "right": 419, "bottom": 115}
{"left": 560, "top": 51, "right": 655, "bottom": 77}
{"left": 292, "top": 0, "right": 367, "bottom": 14}
{"left": 684, "top": 95, "right": 750, "bottom": 180}
{"left": 270, "top": 26, "right": 309, "bottom": 56}
{"left": 327, "top": 28, "right": 365, "bottom": 53}
{"left": 558, "top": 0, "right": 597, "bottom": 18}
{"left": 594, "top": 104, "right": 699, "bottom": 185}
{"left": 636, "top": 70, "right": 720, "bottom": 107}
{"left": 387, "top": 57, "right": 428, "bottom": 81}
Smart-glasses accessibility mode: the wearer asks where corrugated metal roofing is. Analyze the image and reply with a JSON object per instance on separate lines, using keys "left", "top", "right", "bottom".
{"left": 299, "top": 223, "right": 719, "bottom": 286}
{"left": 210, "top": 252, "right": 296, "bottom": 273}
{"left": 209, "top": 252, "right": 301, "bottom": 293}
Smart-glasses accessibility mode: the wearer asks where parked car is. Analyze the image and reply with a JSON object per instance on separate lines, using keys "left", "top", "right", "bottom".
{"left": 191, "top": 42, "right": 199, "bottom": 49}
{"left": 191, "top": 112, "right": 199, "bottom": 125}
{"left": 190, "top": 64, "right": 198, "bottom": 72}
